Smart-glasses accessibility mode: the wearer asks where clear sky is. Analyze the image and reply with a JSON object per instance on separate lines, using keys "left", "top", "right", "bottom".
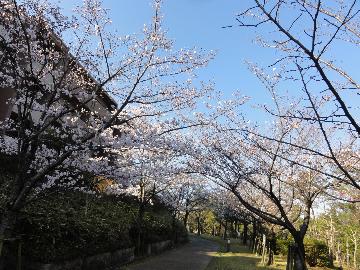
{"left": 54, "top": 0, "right": 359, "bottom": 123}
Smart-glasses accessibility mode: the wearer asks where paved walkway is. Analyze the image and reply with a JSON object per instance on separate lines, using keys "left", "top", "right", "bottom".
{"left": 122, "top": 236, "right": 218, "bottom": 270}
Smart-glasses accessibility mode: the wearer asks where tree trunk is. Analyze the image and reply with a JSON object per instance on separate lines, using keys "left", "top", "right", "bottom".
{"left": 256, "top": 236, "right": 263, "bottom": 256}
{"left": 135, "top": 203, "right": 145, "bottom": 255}
{"left": 261, "top": 234, "right": 267, "bottom": 265}
{"left": 267, "top": 234, "right": 276, "bottom": 266}
{"left": 135, "top": 182, "right": 146, "bottom": 255}
{"left": 353, "top": 236, "right": 357, "bottom": 269}
{"left": 337, "top": 242, "right": 343, "bottom": 268}
{"left": 183, "top": 210, "right": 189, "bottom": 228}
{"left": 254, "top": 235, "right": 259, "bottom": 254}
{"left": 172, "top": 213, "right": 178, "bottom": 244}
{"left": 346, "top": 237, "right": 350, "bottom": 268}
{"left": 286, "top": 245, "right": 294, "bottom": 270}
{"left": 267, "top": 240, "right": 274, "bottom": 266}
{"left": 329, "top": 216, "right": 335, "bottom": 265}
{"left": 251, "top": 221, "right": 257, "bottom": 252}
{"left": 243, "top": 223, "right": 248, "bottom": 245}
{"left": 224, "top": 220, "right": 228, "bottom": 240}
{"left": 0, "top": 209, "right": 18, "bottom": 270}
{"left": 197, "top": 216, "right": 201, "bottom": 236}
{"left": 234, "top": 221, "right": 238, "bottom": 238}
{"left": 293, "top": 239, "right": 307, "bottom": 270}
{"left": 354, "top": 239, "right": 357, "bottom": 269}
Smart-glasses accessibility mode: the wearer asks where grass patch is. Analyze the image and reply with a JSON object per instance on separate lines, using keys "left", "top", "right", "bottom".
{"left": 203, "top": 235, "right": 285, "bottom": 270}
{"left": 202, "top": 235, "right": 339, "bottom": 270}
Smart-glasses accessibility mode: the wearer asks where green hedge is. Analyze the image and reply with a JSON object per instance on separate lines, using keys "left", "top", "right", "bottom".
{"left": 5, "top": 191, "right": 186, "bottom": 263}
{"left": 304, "top": 238, "right": 332, "bottom": 267}
{"left": 275, "top": 238, "right": 294, "bottom": 256}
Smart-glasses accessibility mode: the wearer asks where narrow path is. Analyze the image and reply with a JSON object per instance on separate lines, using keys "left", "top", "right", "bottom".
{"left": 122, "top": 236, "right": 218, "bottom": 270}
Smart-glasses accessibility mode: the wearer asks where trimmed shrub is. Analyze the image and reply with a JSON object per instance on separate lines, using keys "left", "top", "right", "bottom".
{"left": 276, "top": 238, "right": 294, "bottom": 256}
{"left": 304, "top": 238, "right": 332, "bottom": 267}
{"left": 3, "top": 191, "right": 187, "bottom": 263}
{"left": 276, "top": 237, "right": 332, "bottom": 267}
{"left": 13, "top": 191, "right": 135, "bottom": 263}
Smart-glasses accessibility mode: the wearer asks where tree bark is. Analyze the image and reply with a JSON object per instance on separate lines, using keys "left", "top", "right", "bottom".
{"left": 197, "top": 216, "right": 201, "bottom": 236}
{"left": 267, "top": 241, "right": 274, "bottom": 266}
{"left": 234, "top": 221, "right": 238, "bottom": 238}
{"left": 261, "top": 234, "right": 267, "bottom": 265}
{"left": 286, "top": 245, "right": 294, "bottom": 270}
{"left": 243, "top": 222, "right": 248, "bottom": 245}
{"left": 172, "top": 213, "right": 178, "bottom": 244}
{"left": 135, "top": 202, "right": 145, "bottom": 255}
{"left": 0, "top": 209, "right": 17, "bottom": 270}
{"left": 224, "top": 220, "right": 228, "bottom": 240}
{"left": 293, "top": 237, "right": 307, "bottom": 270}
{"left": 346, "top": 237, "right": 350, "bottom": 268}
{"left": 183, "top": 210, "right": 189, "bottom": 228}
{"left": 267, "top": 233, "right": 276, "bottom": 266}
{"left": 337, "top": 242, "right": 343, "bottom": 268}
{"left": 353, "top": 236, "right": 357, "bottom": 269}
{"left": 251, "top": 221, "right": 257, "bottom": 251}
{"left": 135, "top": 182, "right": 146, "bottom": 255}
{"left": 256, "top": 236, "right": 262, "bottom": 255}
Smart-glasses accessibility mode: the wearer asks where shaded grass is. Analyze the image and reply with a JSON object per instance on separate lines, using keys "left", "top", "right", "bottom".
{"left": 202, "top": 235, "right": 286, "bottom": 270}
{"left": 202, "top": 235, "right": 340, "bottom": 270}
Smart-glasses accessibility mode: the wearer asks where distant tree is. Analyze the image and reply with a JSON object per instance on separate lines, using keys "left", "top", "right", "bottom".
{"left": 308, "top": 202, "right": 360, "bottom": 269}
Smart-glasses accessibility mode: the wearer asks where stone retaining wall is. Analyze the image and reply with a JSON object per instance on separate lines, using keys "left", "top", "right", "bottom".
{"left": 25, "top": 247, "right": 135, "bottom": 270}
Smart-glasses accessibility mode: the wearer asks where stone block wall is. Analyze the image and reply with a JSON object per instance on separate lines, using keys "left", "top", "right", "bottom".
{"left": 25, "top": 247, "right": 135, "bottom": 270}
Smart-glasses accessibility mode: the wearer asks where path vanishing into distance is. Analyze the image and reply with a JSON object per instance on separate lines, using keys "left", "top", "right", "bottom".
{"left": 121, "top": 236, "right": 219, "bottom": 270}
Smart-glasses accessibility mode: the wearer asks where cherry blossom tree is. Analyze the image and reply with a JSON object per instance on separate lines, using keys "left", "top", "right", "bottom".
{"left": 0, "top": 0, "right": 214, "bottom": 263}
{"left": 230, "top": 0, "right": 360, "bottom": 194}
{"left": 189, "top": 109, "right": 334, "bottom": 270}
{"left": 159, "top": 174, "right": 209, "bottom": 228}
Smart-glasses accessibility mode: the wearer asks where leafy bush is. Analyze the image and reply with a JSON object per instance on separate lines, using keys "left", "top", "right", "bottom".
{"left": 12, "top": 192, "right": 134, "bottom": 262}
{"left": 276, "top": 237, "right": 332, "bottom": 267}
{"left": 143, "top": 210, "right": 173, "bottom": 243}
{"left": 5, "top": 191, "right": 186, "bottom": 263}
{"left": 275, "top": 238, "right": 294, "bottom": 256}
{"left": 304, "top": 238, "right": 332, "bottom": 267}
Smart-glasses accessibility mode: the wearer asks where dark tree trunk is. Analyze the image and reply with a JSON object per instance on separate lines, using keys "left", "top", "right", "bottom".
{"left": 224, "top": 220, "right": 228, "bottom": 240}
{"left": 267, "top": 240, "right": 274, "bottom": 265}
{"left": 135, "top": 202, "right": 145, "bottom": 255}
{"left": 183, "top": 210, "right": 189, "bottom": 228}
{"left": 287, "top": 245, "right": 295, "bottom": 270}
{"left": 251, "top": 221, "right": 257, "bottom": 252}
{"left": 256, "top": 236, "right": 263, "bottom": 256}
{"left": 0, "top": 209, "right": 17, "bottom": 270}
{"left": 243, "top": 223, "right": 248, "bottom": 245}
{"left": 172, "top": 213, "right": 178, "bottom": 244}
{"left": 234, "top": 221, "right": 238, "bottom": 238}
{"left": 291, "top": 233, "right": 307, "bottom": 270}
{"left": 293, "top": 241, "right": 307, "bottom": 270}
{"left": 267, "top": 234, "right": 276, "bottom": 265}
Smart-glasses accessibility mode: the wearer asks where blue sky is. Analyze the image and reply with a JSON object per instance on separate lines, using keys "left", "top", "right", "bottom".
{"left": 53, "top": 0, "right": 279, "bottom": 121}
{"left": 54, "top": 0, "right": 359, "bottom": 123}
